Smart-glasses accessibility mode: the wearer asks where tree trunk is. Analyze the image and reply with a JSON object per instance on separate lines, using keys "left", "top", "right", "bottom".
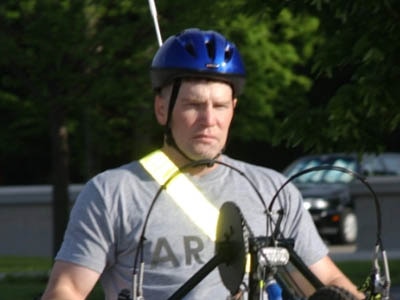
{"left": 50, "top": 101, "right": 70, "bottom": 257}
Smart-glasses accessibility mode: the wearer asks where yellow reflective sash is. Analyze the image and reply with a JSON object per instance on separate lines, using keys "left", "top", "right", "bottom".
{"left": 139, "top": 150, "right": 219, "bottom": 241}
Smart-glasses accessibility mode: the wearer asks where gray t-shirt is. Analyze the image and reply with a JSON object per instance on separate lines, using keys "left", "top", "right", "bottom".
{"left": 56, "top": 154, "right": 328, "bottom": 299}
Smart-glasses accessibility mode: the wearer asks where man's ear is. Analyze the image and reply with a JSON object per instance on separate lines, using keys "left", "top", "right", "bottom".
{"left": 154, "top": 94, "right": 168, "bottom": 126}
{"left": 233, "top": 98, "right": 238, "bottom": 109}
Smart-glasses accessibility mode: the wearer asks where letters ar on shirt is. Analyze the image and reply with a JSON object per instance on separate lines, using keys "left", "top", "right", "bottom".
{"left": 150, "top": 235, "right": 207, "bottom": 268}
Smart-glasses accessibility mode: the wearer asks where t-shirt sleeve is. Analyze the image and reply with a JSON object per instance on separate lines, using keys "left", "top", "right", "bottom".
{"left": 55, "top": 179, "right": 116, "bottom": 273}
{"left": 279, "top": 181, "right": 329, "bottom": 266}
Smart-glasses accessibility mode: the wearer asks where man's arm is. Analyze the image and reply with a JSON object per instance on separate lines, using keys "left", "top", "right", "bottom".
{"left": 41, "top": 261, "right": 100, "bottom": 300}
{"left": 309, "top": 255, "right": 365, "bottom": 299}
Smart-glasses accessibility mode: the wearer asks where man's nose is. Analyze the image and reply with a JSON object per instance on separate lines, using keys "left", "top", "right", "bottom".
{"left": 199, "top": 104, "right": 215, "bottom": 124}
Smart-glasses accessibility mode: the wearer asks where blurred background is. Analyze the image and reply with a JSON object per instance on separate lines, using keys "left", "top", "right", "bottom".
{"left": 2, "top": 0, "right": 400, "bottom": 185}
{"left": 1, "top": 0, "right": 400, "bottom": 298}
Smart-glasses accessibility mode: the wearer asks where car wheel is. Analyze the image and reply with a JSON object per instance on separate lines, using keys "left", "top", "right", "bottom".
{"left": 337, "top": 209, "right": 358, "bottom": 244}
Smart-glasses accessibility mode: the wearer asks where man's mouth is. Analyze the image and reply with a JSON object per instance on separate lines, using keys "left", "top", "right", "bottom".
{"left": 193, "top": 133, "right": 216, "bottom": 142}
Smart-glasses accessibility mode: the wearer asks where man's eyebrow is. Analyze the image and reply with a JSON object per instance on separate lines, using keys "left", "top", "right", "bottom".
{"left": 181, "top": 95, "right": 203, "bottom": 102}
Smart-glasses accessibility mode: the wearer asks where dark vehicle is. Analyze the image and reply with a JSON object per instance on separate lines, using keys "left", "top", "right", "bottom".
{"left": 283, "top": 152, "right": 400, "bottom": 244}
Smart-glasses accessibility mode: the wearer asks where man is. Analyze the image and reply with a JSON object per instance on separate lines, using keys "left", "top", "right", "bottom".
{"left": 42, "top": 28, "right": 364, "bottom": 299}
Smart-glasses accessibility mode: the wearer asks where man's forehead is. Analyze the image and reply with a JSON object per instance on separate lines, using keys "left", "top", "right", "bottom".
{"left": 160, "top": 78, "right": 234, "bottom": 99}
{"left": 179, "top": 80, "right": 233, "bottom": 98}
{"left": 182, "top": 77, "right": 231, "bottom": 87}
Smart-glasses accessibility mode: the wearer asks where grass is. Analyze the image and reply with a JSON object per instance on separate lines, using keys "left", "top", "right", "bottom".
{"left": 0, "top": 256, "right": 52, "bottom": 273}
{"left": 0, "top": 256, "right": 104, "bottom": 300}
{"left": 337, "top": 260, "right": 399, "bottom": 287}
{"left": 0, "top": 256, "right": 398, "bottom": 299}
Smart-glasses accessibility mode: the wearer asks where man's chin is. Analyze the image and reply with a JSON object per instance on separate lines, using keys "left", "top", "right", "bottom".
{"left": 174, "top": 142, "right": 223, "bottom": 161}
{"left": 188, "top": 150, "right": 221, "bottom": 161}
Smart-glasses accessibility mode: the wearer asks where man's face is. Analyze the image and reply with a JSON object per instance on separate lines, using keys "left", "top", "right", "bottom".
{"left": 156, "top": 79, "right": 236, "bottom": 160}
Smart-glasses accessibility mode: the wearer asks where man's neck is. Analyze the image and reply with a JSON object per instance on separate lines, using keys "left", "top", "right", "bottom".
{"left": 160, "top": 144, "right": 220, "bottom": 176}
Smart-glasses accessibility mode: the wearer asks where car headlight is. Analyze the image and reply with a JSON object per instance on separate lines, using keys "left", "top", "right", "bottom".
{"left": 303, "top": 198, "right": 329, "bottom": 210}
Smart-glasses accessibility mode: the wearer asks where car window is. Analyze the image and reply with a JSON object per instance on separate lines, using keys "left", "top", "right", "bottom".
{"left": 326, "top": 159, "right": 355, "bottom": 182}
{"left": 285, "top": 153, "right": 400, "bottom": 182}
{"left": 361, "top": 155, "right": 385, "bottom": 175}
{"left": 379, "top": 154, "right": 400, "bottom": 175}
{"left": 284, "top": 156, "right": 357, "bottom": 184}
{"left": 362, "top": 153, "right": 400, "bottom": 175}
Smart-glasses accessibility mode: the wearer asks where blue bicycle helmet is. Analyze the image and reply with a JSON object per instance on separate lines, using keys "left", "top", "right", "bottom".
{"left": 151, "top": 28, "right": 246, "bottom": 96}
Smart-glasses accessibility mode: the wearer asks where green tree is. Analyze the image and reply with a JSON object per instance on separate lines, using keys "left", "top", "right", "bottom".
{"left": 0, "top": 0, "right": 158, "bottom": 254}
{"left": 0, "top": 0, "right": 89, "bottom": 254}
{"left": 1, "top": 0, "right": 400, "bottom": 255}
{"left": 262, "top": 0, "right": 400, "bottom": 153}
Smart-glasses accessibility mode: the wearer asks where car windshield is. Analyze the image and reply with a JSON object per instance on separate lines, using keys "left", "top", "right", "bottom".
{"left": 284, "top": 156, "right": 357, "bottom": 184}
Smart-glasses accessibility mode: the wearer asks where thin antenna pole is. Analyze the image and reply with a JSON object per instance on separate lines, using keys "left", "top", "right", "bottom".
{"left": 148, "top": 0, "right": 163, "bottom": 47}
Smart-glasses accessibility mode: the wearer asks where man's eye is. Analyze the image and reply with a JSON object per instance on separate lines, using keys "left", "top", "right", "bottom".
{"left": 188, "top": 102, "right": 201, "bottom": 107}
{"left": 215, "top": 103, "right": 229, "bottom": 109}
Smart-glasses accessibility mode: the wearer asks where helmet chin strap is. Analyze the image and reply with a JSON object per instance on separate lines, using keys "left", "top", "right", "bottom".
{"left": 164, "top": 79, "right": 223, "bottom": 164}
{"left": 164, "top": 78, "right": 194, "bottom": 162}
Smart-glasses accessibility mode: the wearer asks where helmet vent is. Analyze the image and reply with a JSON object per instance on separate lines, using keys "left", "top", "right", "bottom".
{"left": 205, "top": 41, "right": 215, "bottom": 60}
{"left": 224, "top": 46, "right": 233, "bottom": 62}
{"left": 184, "top": 43, "right": 197, "bottom": 57}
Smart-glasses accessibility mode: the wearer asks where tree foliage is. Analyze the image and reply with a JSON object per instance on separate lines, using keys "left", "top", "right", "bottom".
{"left": 2, "top": 0, "right": 399, "bottom": 255}
{"left": 0, "top": 0, "right": 157, "bottom": 183}
{"left": 1, "top": 0, "right": 400, "bottom": 185}
{"left": 264, "top": 0, "right": 400, "bottom": 153}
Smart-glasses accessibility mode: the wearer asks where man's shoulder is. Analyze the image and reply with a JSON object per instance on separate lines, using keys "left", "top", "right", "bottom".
{"left": 76, "top": 160, "right": 152, "bottom": 208}
{"left": 96, "top": 160, "right": 141, "bottom": 178}
{"left": 86, "top": 160, "right": 149, "bottom": 191}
